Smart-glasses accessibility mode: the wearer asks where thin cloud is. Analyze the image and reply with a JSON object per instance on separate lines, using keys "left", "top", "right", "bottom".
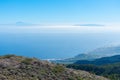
{"left": 74, "top": 24, "right": 105, "bottom": 27}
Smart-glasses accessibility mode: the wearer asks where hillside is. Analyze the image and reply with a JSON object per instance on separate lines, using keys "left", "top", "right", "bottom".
{"left": 67, "top": 62, "right": 120, "bottom": 80}
{"left": 53, "top": 54, "right": 99, "bottom": 64}
{"left": 0, "top": 55, "right": 109, "bottom": 80}
{"left": 67, "top": 55, "right": 120, "bottom": 80}
{"left": 54, "top": 45, "right": 120, "bottom": 64}
{"left": 75, "top": 55, "right": 120, "bottom": 65}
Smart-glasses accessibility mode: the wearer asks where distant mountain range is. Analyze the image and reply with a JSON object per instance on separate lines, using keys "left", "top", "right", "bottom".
{"left": 54, "top": 45, "right": 120, "bottom": 64}
{"left": 75, "top": 55, "right": 120, "bottom": 65}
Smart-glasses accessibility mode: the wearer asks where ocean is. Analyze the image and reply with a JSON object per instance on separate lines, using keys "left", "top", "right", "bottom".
{"left": 0, "top": 32, "right": 119, "bottom": 59}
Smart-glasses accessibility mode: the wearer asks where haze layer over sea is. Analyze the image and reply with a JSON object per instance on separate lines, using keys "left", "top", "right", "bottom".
{"left": 0, "top": 25, "right": 120, "bottom": 59}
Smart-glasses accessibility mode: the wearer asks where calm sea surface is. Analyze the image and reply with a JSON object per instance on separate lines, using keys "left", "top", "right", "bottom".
{"left": 0, "top": 33, "right": 119, "bottom": 59}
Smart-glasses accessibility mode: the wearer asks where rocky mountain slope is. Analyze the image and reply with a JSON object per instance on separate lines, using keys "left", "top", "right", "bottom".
{"left": 0, "top": 55, "right": 109, "bottom": 80}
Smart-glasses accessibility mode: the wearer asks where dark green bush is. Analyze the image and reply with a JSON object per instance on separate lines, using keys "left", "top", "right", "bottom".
{"left": 3, "top": 54, "right": 16, "bottom": 58}
{"left": 52, "top": 65, "right": 65, "bottom": 73}
{"left": 21, "top": 58, "right": 33, "bottom": 64}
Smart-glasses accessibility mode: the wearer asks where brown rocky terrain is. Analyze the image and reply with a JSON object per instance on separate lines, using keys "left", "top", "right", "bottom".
{"left": 0, "top": 55, "right": 109, "bottom": 80}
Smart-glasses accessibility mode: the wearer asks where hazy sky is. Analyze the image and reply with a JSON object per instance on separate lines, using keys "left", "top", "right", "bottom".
{"left": 0, "top": 0, "right": 120, "bottom": 25}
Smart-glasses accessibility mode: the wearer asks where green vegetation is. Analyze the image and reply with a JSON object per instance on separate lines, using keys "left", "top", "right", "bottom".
{"left": 2, "top": 54, "right": 16, "bottom": 58}
{"left": 65, "top": 55, "right": 120, "bottom": 80}
{"left": 75, "top": 55, "right": 120, "bottom": 65}
{"left": 67, "top": 63, "right": 120, "bottom": 80}
{"left": 21, "top": 58, "right": 33, "bottom": 64}
{"left": 52, "top": 65, "right": 65, "bottom": 73}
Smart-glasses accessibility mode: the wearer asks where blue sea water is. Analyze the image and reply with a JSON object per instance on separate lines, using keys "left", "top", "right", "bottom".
{"left": 0, "top": 33, "right": 120, "bottom": 59}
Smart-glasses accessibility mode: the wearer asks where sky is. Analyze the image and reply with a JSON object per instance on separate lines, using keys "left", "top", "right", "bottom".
{"left": 0, "top": 0, "right": 120, "bottom": 25}
{"left": 0, "top": 0, "right": 120, "bottom": 58}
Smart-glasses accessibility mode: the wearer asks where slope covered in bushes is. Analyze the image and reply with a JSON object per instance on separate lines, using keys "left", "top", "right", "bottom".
{"left": 0, "top": 55, "right": 109, "bottom": 80}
